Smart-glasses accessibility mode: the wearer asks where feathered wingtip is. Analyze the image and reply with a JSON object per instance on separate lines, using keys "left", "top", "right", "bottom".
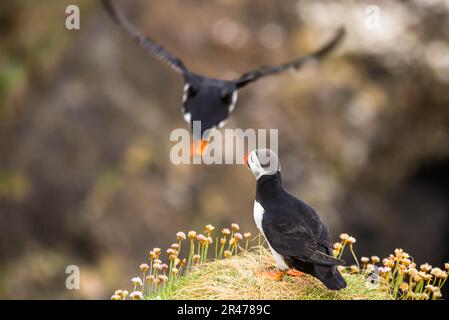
{"left": 235, "top": 26, "right": 346, "bottom": 89}
{"left": 320, "top": 269, "right": 347, "bottom": 290}
{"left": 310, "top": 250, "right": 346, "bottom": 266}
{"left": 101, "top": 0, "right": 188, "bottom": 75}
{"left": 314, "top": 26, "right": 346, "bottom": 59}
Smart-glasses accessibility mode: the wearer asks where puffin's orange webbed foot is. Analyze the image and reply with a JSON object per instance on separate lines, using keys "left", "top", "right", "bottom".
{"left": 287, "top": 269, "right": 304, "bottom": 277}
{"left": 190, "top": 140, "right": 209, "bottom": 157}
{"left": 256, "top": 271, "right": 286, "bottom": 281}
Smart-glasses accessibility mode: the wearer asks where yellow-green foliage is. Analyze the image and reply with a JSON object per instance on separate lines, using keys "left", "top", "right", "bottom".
{"left": 334, "top": 234, "right": 447, "bottom": 300}
{"left": 112, "top": 224, "right": 447, "bottom": 301}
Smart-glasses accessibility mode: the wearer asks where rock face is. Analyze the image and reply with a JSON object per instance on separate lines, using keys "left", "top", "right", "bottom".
{"left": 0, "top": 1, "right": 448, "bottom": 298}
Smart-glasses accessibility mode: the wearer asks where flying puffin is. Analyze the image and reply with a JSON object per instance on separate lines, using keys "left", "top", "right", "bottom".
{"left": 102, "top": 0, "right": 345, "bottom": 155}
{"left": 244, "top": 149, "right": 347, "bottom": 290}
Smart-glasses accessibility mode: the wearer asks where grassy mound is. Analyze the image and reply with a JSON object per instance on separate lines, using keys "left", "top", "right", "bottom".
{"left": 156, "top": 247, "right": 391, "bottom": 300}
{"left": 113, "top": 226, "right": 447, "bottom": 300}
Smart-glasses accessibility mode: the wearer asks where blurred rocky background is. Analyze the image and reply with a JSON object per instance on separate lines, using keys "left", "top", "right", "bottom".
{"left": 0, "top": 0, "right": 448, "bottom": 299}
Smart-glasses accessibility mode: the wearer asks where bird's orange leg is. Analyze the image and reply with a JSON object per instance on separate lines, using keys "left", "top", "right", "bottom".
{"left": 287, "top": 269, "right": 304, "bottom": 277}
{"left": 190, "top": 140, "right": 209, "bottom": 157}
{"left": 257, "top": 271, "right": 286, "bottom": 281}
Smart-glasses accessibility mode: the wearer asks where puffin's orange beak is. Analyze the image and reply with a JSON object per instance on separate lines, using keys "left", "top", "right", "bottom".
{"left": 190, "top": 140, "right": 209, "bottom": 156}
{"left": 243, "top": 152, "right": 250, "bottom": 165}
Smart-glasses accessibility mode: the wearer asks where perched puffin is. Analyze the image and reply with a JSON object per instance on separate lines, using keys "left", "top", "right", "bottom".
{"left": 244, "top": 149, "right": 347, "bottom": 290}
{"left": 102, "top": 0, "right": 345, "bottom": 154}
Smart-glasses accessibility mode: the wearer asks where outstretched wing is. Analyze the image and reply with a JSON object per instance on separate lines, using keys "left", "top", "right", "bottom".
{"left": 263, "top": 200, "right": 344, "bottom": 266}
{"left": 235, "top": 27, "right": 345, "bottom": 89}
{"left": 102, "top": 0, "right": 188, "bottom": 75}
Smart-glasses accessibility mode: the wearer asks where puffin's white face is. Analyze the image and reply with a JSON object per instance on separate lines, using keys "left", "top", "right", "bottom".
{"left": 245, "top": 149, "right": 280, "bottom": 180}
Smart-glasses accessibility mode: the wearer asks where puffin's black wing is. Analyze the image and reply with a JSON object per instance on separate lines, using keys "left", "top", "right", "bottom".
{"left": 102, "top": 0, "right": 188, "bottom": 76}
{"left": 262, "top": 198, "right": 344, "bottom": 266}
{"left": 235, "top": 27, "right": 345, "bottom": 89}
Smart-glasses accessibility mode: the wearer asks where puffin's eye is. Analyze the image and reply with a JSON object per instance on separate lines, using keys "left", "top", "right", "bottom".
{"left": 260, "top": 160, "right": 272, "bottom": 169}
{"left": 257, "top": 150, "right": 276, "bottom": 169}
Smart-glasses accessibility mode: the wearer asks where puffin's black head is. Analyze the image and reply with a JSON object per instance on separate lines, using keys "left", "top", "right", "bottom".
{"left": 182, "top": 74, "right": 238, "bottom": 135}
{"left": 182, "top": 74, "right": 238, "bottom": 154}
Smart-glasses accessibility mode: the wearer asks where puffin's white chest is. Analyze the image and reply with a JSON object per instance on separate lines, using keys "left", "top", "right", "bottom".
{"left": 253, "top": 201, "right": 289, "bottom": 271}
{"left": 253, "top": 201, "right": 265, "bottom": 235}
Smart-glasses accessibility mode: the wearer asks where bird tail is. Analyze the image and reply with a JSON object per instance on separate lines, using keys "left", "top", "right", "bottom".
{"left": 317, "top": 267, "right": 347, "bottom": 290}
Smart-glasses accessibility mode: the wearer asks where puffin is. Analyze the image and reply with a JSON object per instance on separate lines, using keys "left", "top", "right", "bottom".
{"left": 244, "top": 149, "right": 347, "bottom": 290}
{"left": 102, "top": 0, "right": 345, "bottom": 155}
